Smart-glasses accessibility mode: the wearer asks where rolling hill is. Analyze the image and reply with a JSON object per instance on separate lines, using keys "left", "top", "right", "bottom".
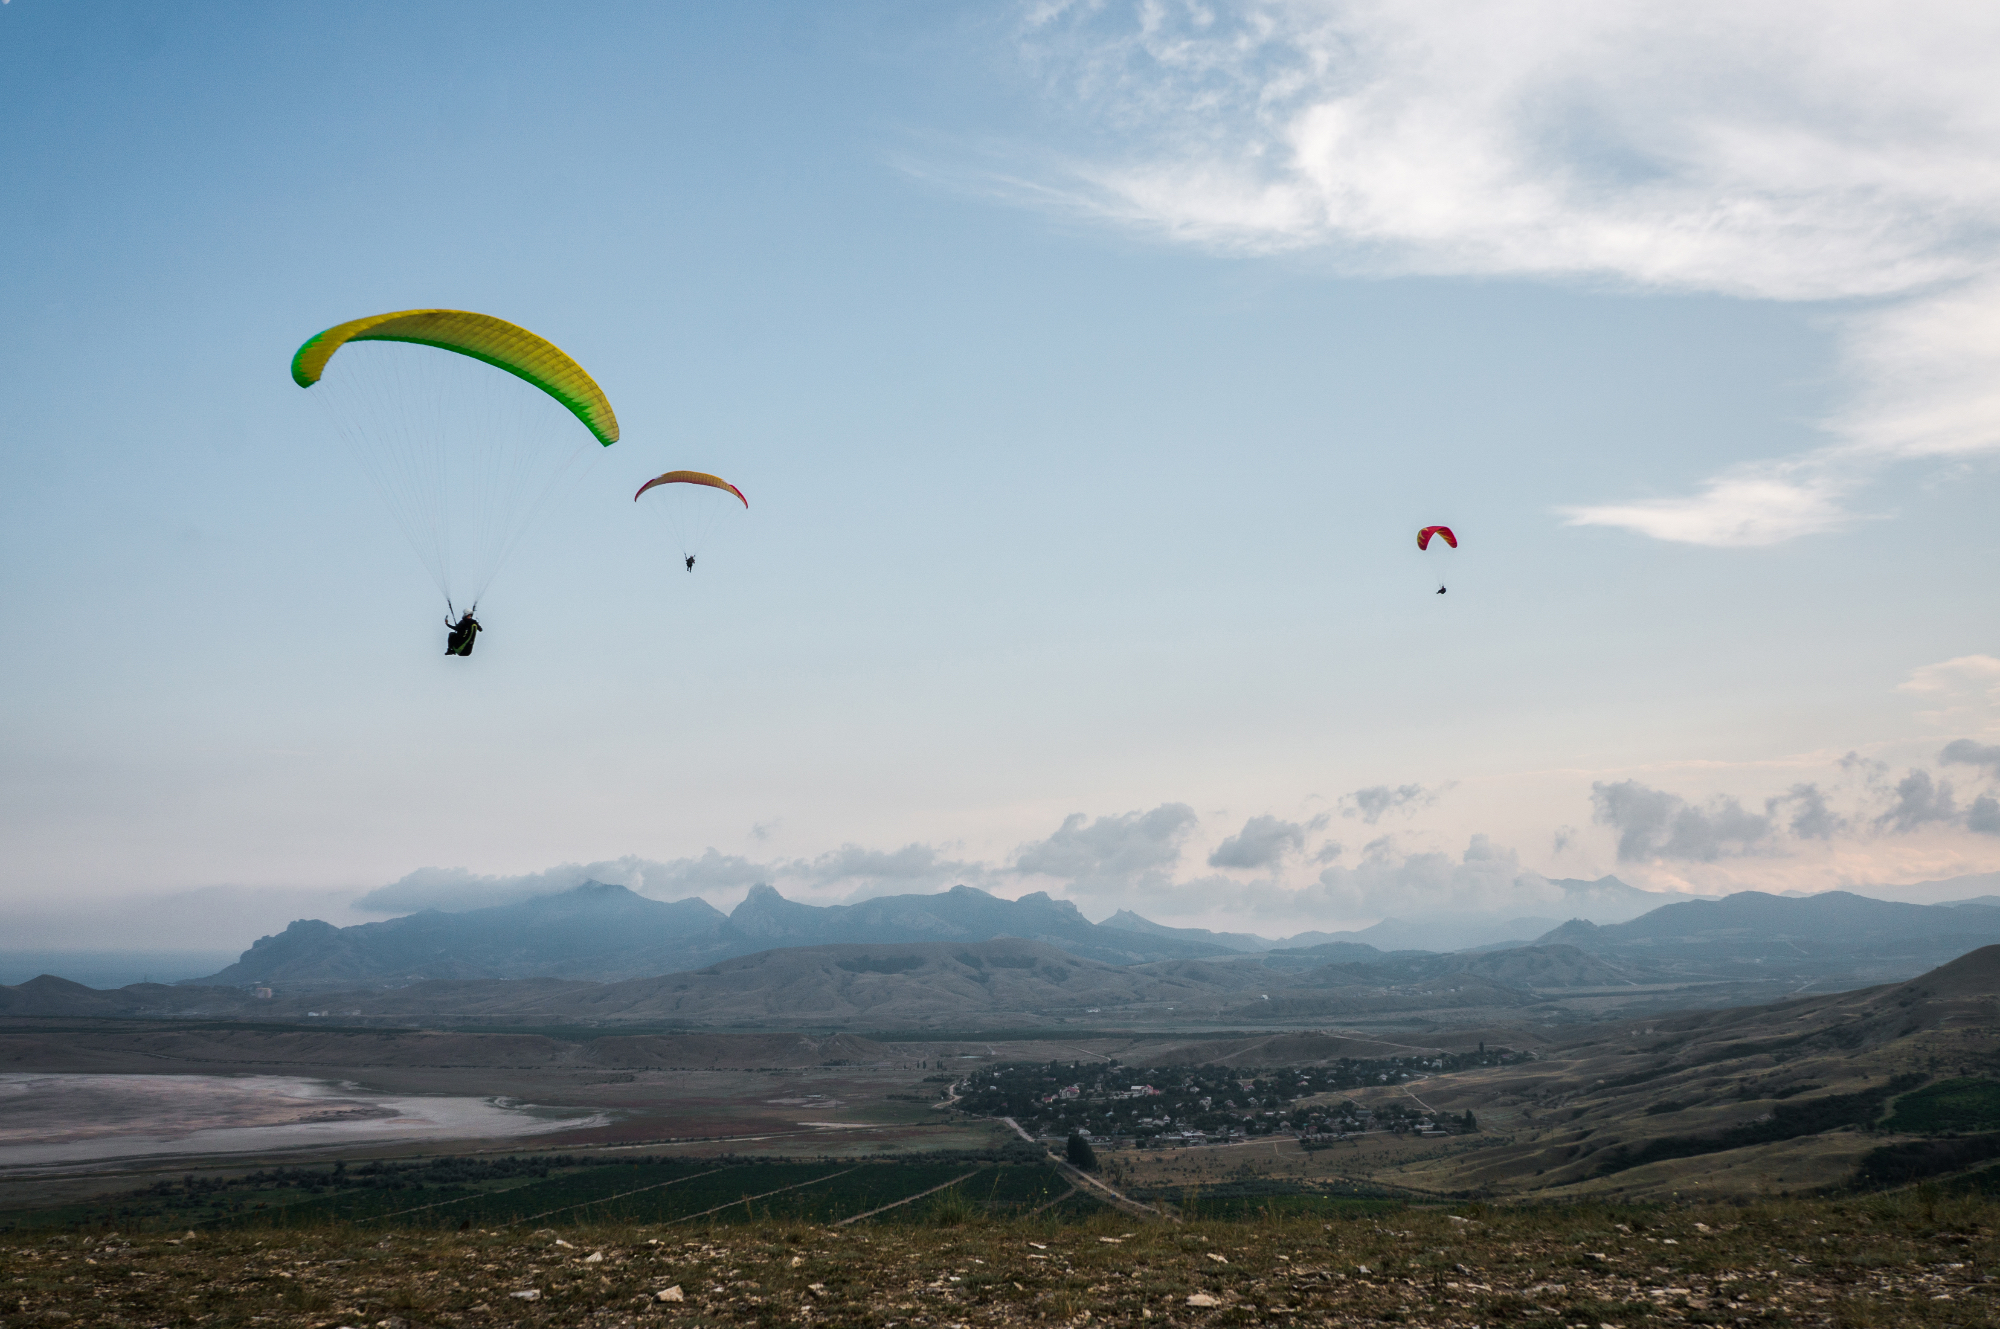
{"left": 1535, "top": 889, "right": 2000, "bottom": 990}
{"left": 1336, "top": 943, "right": 2000, "bottom": 1201}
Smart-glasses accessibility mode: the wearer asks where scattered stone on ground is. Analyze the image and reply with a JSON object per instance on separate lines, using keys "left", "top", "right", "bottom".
{"left": 3, "top": 1193, "right": 1996, "bottom": 1327}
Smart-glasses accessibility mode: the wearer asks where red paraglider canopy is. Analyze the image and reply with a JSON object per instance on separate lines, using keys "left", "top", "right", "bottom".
{"left": 1417, "top": 525, "right": 1457, "bottom": 551}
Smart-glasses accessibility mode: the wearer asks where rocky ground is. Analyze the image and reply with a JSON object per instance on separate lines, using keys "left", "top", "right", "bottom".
{"left": 5, "top": 1189, "right": 1998, "bottom": 1327}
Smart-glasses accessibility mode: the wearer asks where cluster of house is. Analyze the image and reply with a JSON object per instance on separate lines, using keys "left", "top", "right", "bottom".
{"left": 1039, "top": 1083, "right": 1165, "bottom": 1104}
{"left": 1295, "top": 1106, "right": 1463, "bottom": 1141}
{"left": 1071, "top": 1108, "right": 1469, "bottom": 1148}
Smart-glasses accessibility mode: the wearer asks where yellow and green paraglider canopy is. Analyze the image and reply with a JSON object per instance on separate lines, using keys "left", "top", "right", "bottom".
{"left": 292, "top": 309, "right": 619, "bottom": 446}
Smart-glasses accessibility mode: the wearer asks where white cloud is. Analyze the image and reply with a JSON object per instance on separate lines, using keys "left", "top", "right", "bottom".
{"left": 1341, "top": 782, "right": 1439, "bottom": 824}
{"left": 1941, "top": 738, "right": 2000, "bottom": 775}
{"left": 1769, "top": 783, "right": 1844, "bottom": 841}
{"left": 1838, "top": 278, "right": 2000, "bottom": 461}
{"left": 343, "top": 754, "right": 2000, "bottom": 936}
{"left": 1900, "top": 655, "right": 2000, "bottom": 731}
{"left": 1876, "top": 768, "right": 1959, "bottom": 833}
{"left": 354, "top": 842, "right": 995, "bottom": 915}
{"left": 1560, "top": 464, "right": 1853, "bottom": 547}
{"left": 355, "top": 853, "right": 769, "bottom": 913}
{"left": 1207, "top": 814, "right": 1308, "bottom": 868}
{"left": 1012, "top": 803, "right": 1198, "bottom": 893}
{"left": 1302, "top": 833, "right": 1552, "bottom": 922}
{"left": 1591, "top": 780, "right": 1773, "bottom": 862}
{"left": 1010, "top": 0, "right": 2000, "bottom": 544}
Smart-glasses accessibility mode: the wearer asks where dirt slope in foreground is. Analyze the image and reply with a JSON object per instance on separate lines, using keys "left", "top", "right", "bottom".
{"left": 4, "top": 1191, "right": 1995, "bottom": 1328}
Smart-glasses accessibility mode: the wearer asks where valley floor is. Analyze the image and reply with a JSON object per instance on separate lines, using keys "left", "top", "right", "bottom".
{"left": 5, "top": 1192, "right": 1996, "bottom": 1327}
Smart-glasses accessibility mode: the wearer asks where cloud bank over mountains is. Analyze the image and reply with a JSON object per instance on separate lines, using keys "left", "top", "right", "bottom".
{"left": 357, "top": 722, "right": 2000, "bottom": 931}
{"left": 1010, "top": 0, "right": 2000, "bottom": 547}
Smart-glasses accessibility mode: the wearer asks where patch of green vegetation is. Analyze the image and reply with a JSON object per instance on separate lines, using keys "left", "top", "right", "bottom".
{"left": 1132, "top": 1177, "right": 1402, "bottom": 1221}
{"left": 1593, "top": 1073, "right": 1925, "bottom": 1178}
{"left": 867, "top": 1028, "right": 1176, "bottom": 1042}
{"left": 1857, "top": 1133, "right": 2000, "bottom": 1189}
{"left": 1882, "top": 1077, "right": 2000, "bottom": 1134}
{"left": 428, "top": 1022, "right": 698, "bottom": 1040}
{"left": 0, "top": 1151, "right": 1086, "bottom": 1236}
{"left": 0, "top": 1155, "right": 585, "bottom": 1234}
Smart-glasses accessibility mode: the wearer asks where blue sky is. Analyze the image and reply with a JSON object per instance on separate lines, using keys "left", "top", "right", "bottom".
{"left": 6, "top": 0, "right": 2000, "bottom": 952}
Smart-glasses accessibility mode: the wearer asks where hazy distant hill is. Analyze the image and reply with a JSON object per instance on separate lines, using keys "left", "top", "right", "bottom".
{"left": 1262, "top": 877, "right": 1704, "bottom": 953}
{"left": 190, "top": 882, "right": 1238, "bottom": 992}
{"left": 1100, "top": 910, "right": 1272, "bottom": 953}
{"left": 0, "top": 974, "right": 254, "bottom": 1019}
{"left": 194, "top": 884, "right": 734, "bottom": 987}
{"left": 1536, "top": 890, "right": 2000, "bottom": 989}
{"left": 719, "top": 884, "right": 1232, "bottom": 965}
{"left": 560, "top": 937, "right": 1208, "bottom": 1026}
{"left": 1426, "top": 942, "right": 1640, "bottom": 990}
{"left": 168, "top": 939, "right": 1274, "bottom": 1029}
{"left": 187, "top": 875, "right": 1714, "bottom": 995}
{"left": 1254, "top": 940, "right": 1411, "bottom": 971}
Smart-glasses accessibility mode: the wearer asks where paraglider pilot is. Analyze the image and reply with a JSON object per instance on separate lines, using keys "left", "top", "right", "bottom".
{"left": 446, "top": 610, "right": 482, "bottom": 657}
{"left": 685, "top": 555, "right": 696, "bottom": 572}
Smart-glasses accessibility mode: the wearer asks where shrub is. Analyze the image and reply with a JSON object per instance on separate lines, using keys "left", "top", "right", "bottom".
{"left": 1066, "top": 1132, "right": 1098, "bottom": 1171}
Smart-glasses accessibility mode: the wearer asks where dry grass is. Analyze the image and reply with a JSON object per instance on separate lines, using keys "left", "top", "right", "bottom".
{"left": 6, "top": 1189, "right": 1999, "bottom": 1327}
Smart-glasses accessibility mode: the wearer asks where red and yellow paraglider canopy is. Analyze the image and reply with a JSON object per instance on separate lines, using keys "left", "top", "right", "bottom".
{"left": 634, "top": 471, "right": 748, "bottom": 507}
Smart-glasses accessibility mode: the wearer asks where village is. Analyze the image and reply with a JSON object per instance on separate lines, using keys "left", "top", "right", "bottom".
{"left": 953, "top": 1057, "right": 1496, "bottom": 1148}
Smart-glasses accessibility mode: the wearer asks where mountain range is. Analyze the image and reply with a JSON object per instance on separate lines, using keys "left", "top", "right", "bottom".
{"left": 0, "top": 884, "right": 1985, "bottom": 1032}
{"left": 191, "top": 874, "right": 1709, "bottom": 993}
{"left": 192, "top": 882, "right": 1244, "bottom": 991}
{"left": 0, "top": 879, "right": 1927, "bottom": 1031}
{"left": 0, "top": 936, "right": 1632, "bottom": 1029}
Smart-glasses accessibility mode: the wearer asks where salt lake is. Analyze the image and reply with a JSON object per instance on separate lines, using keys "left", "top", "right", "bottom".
{"left": 0, "top": 1073, "right": 608, "bottom": 1168}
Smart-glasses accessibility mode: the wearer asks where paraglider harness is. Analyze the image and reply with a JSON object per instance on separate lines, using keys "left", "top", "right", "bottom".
{"left": 445, "top": 603, "right": 482, "bottom": 657}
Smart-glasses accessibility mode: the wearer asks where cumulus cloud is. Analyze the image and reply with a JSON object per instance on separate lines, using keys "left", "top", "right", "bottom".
{"left": 1012, "top": 802, "right": 1198, "bottom": 892}
{"left": 1207, "top": 814, "right": 1307, "bottom": 869}
{"left": 1341, "top": 783, "right": 1437, "bottom": 824}
{"left": 355, "top": 852, "right": 769, "bottom": 913}
{"left": 1303, "top": 833, "right": 1552, "bottom": 921}
{"left": 356, "top": 841, "right": 996, "bottom": 915}
{"left": 1581, "top": 750, "right": 2000, "bottom": 867}
{"left": 799, "top": 842, "right": 986, "bottom": 888}
{"left": 1767, "top": 783, "right": 1843, "bottom": 841}
{"left": 1027, "top": 830, "right": 1581, "bottom": 934}
{"left": 1876, "top": 769, "right": 1959, "bottom": 834}
{"left": 1591, "top": 780, "right": 1772, "bottom": 861}
{"left": 360, "top": 805, "right": 1203, "bottom": 920}
{"left": 1011, "top": 1, "right": 2000, "bottom": 544}
{"left": 1941, "top": 738, "right": 2000, "bottom": 774}
{"left": 1970, "top": 796, "right": 2000, "bottom": 837}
